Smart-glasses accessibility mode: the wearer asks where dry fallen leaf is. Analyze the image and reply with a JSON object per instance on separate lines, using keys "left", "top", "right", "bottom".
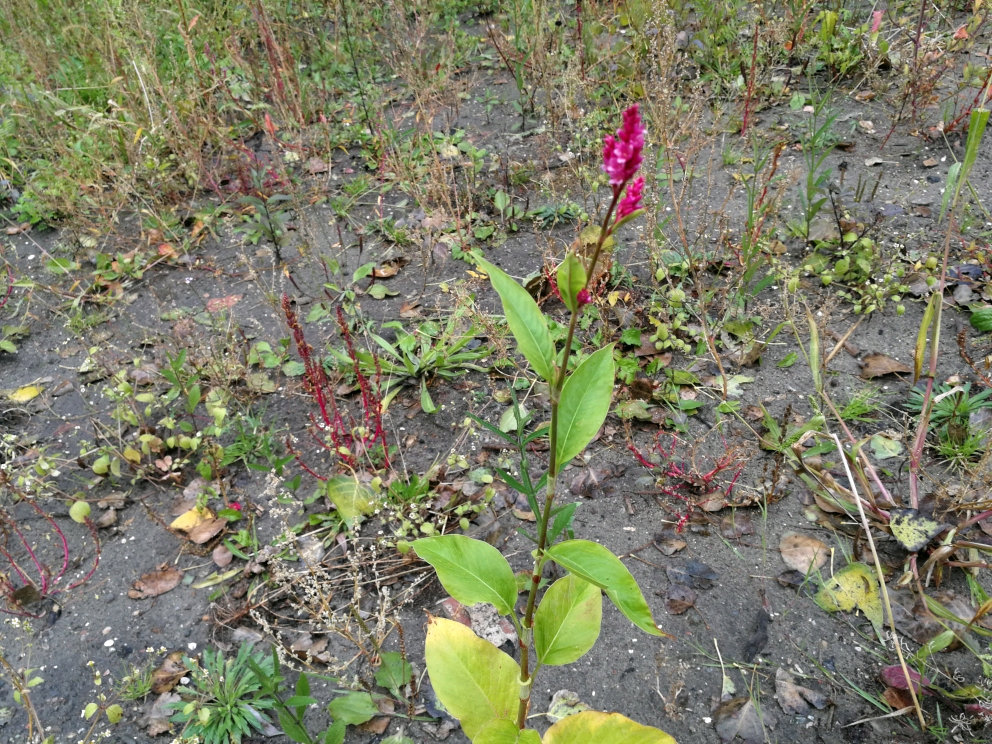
{"left": 779, "top": 531, "right": 829, "bottom": 575}
{"left": 151, "top": 651, "right": 188, "bottom": 694}
{"left": 212, "top": 544, "right": 233, "bottom": 568}
{"left": 143, "top": 691, "right": 180, "bottom": 735}
{"left": 186, "top": 517, "right": 226, "bottom": 545}
{"left": 128, "top": 566, "right": 183, "bottom": 599}
{"left": 656, "top": 538, "right": 686, "bottom": 556}
{"left": 664, "top": 583, "right": 697, "bottom": 615}
{"left": 206, "top": 295, "right": 242, "bottom": 312}
{"left": 775, "top": 668, "right": 829, "bottom": 715}
{"left": 922, "top": 158, "right": 938, "bottom": 168}
{"left": 860, "top": 353, "right": 911, "bottom": 379}
{"left": 7, "top": 385, "right": 42, "bottom": 403}
{"left": 170, "top": 506, "right": 213, "bottom": 532}
{"left": 714, "top": 696, "right": 776, "bottom": 744}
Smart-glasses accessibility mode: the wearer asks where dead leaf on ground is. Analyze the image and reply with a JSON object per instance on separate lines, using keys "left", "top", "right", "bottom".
{"left": 775, "top": 668, "right": 829, "bottom": 715}
{"left": 206, "top": 295, "right": 242, "bottom": 312}
{"left": 667, "top": 560, "right": 719, "bottom": 589}
{"left": 742, "top": 610, "right": 770, "bottom": 663}
{"left": 569, "top": 466, "right": 620, "bottom": 498}
{"left": 212, "top": 544, "right": 233, "bottom": 568}
{"left": 305, "top": 156, "right": 329, "bottom": 174}
{"left": 151, "top": 651, "right": 187, "bottom": 694}
{"left": 721, "top": 514, "right": 754, "bottom": 539}
{"left": 882, "top": 686, "right": 916, "bottom": 710}
{"left": 143, "top": 691, "right": 180, "bottom": 736}
{"left": 860, "top": 353, "right": 911, "bottom": 379}
{"left": 696, "top": 492, "right": 727, "bottom": 512}
{"left": 399, "top": 301, "right": 421, "bottom": 318}
{"left": 513, "top": 508, "right": 536, "bottom": 522}
{"left": 170, "top": 506, "right": 213, "bottom": 532}
{"left": 779, "top": 532, "right": 829, "bottom": 575}
{"left": 128, "top": 566, "right": 183, "bottom": 599}
{"left": 546, "top": 689, "right": 590, "bottom": 724}
{"left": 5, "top": 222, "right": 31, "bottom": 235}
{"left": 186, "top": 517, "right": 226, "bottom": 544}
{"left": 96, "top": 508, "right": 117, "bottom": 528}
{"left": 289, "top": 632, "right": 330, "bottom": 662}
{"left": 888, "top": 508, "right": 948, "bottom": 553}
{"left": 663, "top": 583, "right": 697, "bottom": 615}
{"left": 373, "top": 258, "right": 407, "bottom": 278}
{"left": 714, "top": 696, "right": 776, "bottom": 744}
{"left": 880, "top": 665, "right": 930, "bottom": 694}
{"left": 656, "top": 538, "right": 687, "bottom": 556}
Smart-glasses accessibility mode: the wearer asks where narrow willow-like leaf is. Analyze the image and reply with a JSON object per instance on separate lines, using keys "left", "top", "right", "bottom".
{"left": 413, "top": 535, "right": 517, "bottom": 615}
{"left": 805, "top": 307, "right": 821, "bottom": 395}
{"left": 557, "top": 252, "right": 587, "bottom": 313}
{"left": 914, "top": 293, "right": 938, "bottom": 385}
{"left": 546, "top": 540, "right": 662, "bottom": 637}
{"left": 424, "top": 618, "right": 520, "bottom": 739}
{"left": 556, "top": 345, "right": 615, "bottom": 468}
{"left": 477, "top": 258, "right": 556, "bottom": 382}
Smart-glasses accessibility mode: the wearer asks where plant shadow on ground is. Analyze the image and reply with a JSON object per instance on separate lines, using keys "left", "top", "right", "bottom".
{"left": 2, "top": 1, "right": 992, "bottom": 743}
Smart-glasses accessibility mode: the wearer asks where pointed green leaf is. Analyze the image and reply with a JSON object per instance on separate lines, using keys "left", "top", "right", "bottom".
{"left": 425, "top": 617, "right": 520, "bottom": 738}
{"left": 413, "top": 535, "right": 517, "bottom": 615}
{"left": 478, "top": 258, "right": 556, "bottom": 382}
{"left": 557, "top": 345, "right": 615, "bottom": 467}
{"left": 375, "top": 651, "right": 412, "bottom": 698}
{"left": 557, "top": 252, "right": 587, "bottom": 313}
{"left": 474, "top": 719, "right": 542, "bottom": 744}
{"left": 325, "top": 476, "right": 375, "bottom": 525}
{"left": 546, "top": 540, "right": 662, "bottom": 636}
{"left": 544, "top": 711, "right": 677, "bottom": 744}
{"left": 534, "top": 574, "right": 602, "bottom": 666}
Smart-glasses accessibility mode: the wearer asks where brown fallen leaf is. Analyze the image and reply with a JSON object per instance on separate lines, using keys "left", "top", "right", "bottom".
{"left": 513, "top": 508, "right": 536, "bottom": 522}
{"left": 128, "top": 566, "right": 183, "bottom": 599}
{"left": 714, "top": 696, "right": 776, "bottom": 744}
{"left": 358, "top": 696, "right": 394, "bottom": 734}
{"left": 663, "top": 583, "right": 697, "bottom": 615}
{"left": 697, "top": 492, "right": 727, "bottom": 512}
{"left": 569, "top": 466, "right": 619, "bottom": 498}
{"left": 656, "top": 538, "right": 687, "bottom": 556}
{"left": 922, "top": 158, "right": 938, "bottom": 168}
{"left": 151, "top": 650, "right": 188, "bottom": 694}
{"left": 399, "top": 300, "right": 421, "bottom": 318}
{"left": 206, "top": 295, "right": 242, "bottom": 312}
{"left": 882, "top": 686, "right": 916, "bottom": 710}
{"left": 212, "top": 544, "right": 233, "bottom": 568}
{"left": 96, "top": 508, "right": 117, "bottom": 528}
{"left": 860, "top": 353, "right": 911, "bottom": 379}
{"left": 372, "top": 258, "right": 407, "bottom": 278}
{"left": 142, "top": 691, "right": 180, "bottom": 736}
{"left": 721, "top": 514, "right": 754, "bottom": 539}
{"left": 306, "top": 156, "right": 329, "bottom": 174}
{"left": 629, "top": 378, "right": 655, "bottom": 400}
{"left": 5, "top": 222, "right": 31, "bottom": 235}
{"left": 775, "top": 668, "right": 828, "bottom": 715}
{"left": 186, "top": 517, "right": 226, "bottom": 545}
{"left": 779, "top": 532, "right": 829, "bottom": 575}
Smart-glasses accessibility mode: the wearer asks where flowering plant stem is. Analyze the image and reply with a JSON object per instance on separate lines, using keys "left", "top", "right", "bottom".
{"left": 515, "top": 189, "right": 623, "bottom": 727}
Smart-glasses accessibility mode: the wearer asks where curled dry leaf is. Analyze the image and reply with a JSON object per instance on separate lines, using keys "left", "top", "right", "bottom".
{"left": 663, "top": 583, "right": 697, "bottom": 615}
{"left": 546, "top": 689, "right": 591, "bottom": 724}
{"left": 655, "top": 538, "right": 686, "bottom": 556}
{"left": 713, "top": 696, "right": 775, "bottom": 744}
{"left": 211, "top": 544, "right": 233, "bottom": 568}
{"left": 775, "top": 668, "right": 829, "bottom": 715}
{"left": 779, "top": 531, "right": 829, "bottom": 575}
{"left": 742, "top": 609, "right": 770, "bottom": 663}
{"left": 186, "top": 517, "right": 226, "bottom": 545}
{"left": 128, "top": 566, "right": 183, "bottom": 600}
{"left": 151, "top": 650, "right": 187, "bottom": 694}
{"left": 142, "top": 691, "right": 180, "bottom": 736}
{"left": 860, "top": 353, "right": 911, "bottom": 379}
{"left": 667, "top": 560, "right": 719, "bottom": 590}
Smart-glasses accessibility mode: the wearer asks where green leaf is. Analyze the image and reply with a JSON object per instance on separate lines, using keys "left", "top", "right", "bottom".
{"left": 45, "top": 257, "right": 79, "bottom": 274}
{"left": 282, "top": 360, "right": 305, "bottom": 376}
{"left": 279, "top": 709, "right": 312, "bottom": 743}
{"left": 323, "top": 720, "right": 346, "bottom": 744}
{"left": 285, "top": 696, "right": 318, "bottom": 708}
{"left": 474, "top": 719, "right": 542, "bottom": 744}
{"left": 327, "top": 691, "right": 378, "bottom": 726}
{"left": 494, "top": 191, "right": 511, "bottom": 213}
{"left": 813, "top": 562, "right": 883, "bottom": 637}
{"left": 534, "top": 574, "right": 602, "bottom": 666}
{"left": 413, "top": 535, "right": 517, "bottom": 615}
{"left": 557, "top": 345, "right": 615, "bottom": 467}
{"left": 477, "top": 258, "right": 556, "bottom": 382}
{"left": 544, "top": 711, "right": 677, "bottom": 744}
{"left": 869, "top": 434, "right": 903, "bottom": 460}
{"left": 325, "top": 476, "right": 375, "bottom": 526}
{"left": 620, "top": 328, "right": 642, "bottom": 346}
{"left": 777, "top": 352, "right": 797, "bottom": 369}
{"left": 546, "top": 540, "right": 662, "bottom": 636}
{"left": 84, "top": 703, "right": 98, "bottom": 720}
{"left": 375, "top": 651, "right": 412, "bottom": 698}
{"left": 420, "top": 379, "right": 438, "bottom": 413}
{"left": 105, "top": 704, "right": 123, "bottom": 724}
{"left": 970, "top": 307, "right": 992, "bottom": 332}
{"left": 424, "top": 617, "right": 520, "bottom": 739}
{"left": 557, "top": 252, "right": 587, "bottom": 313}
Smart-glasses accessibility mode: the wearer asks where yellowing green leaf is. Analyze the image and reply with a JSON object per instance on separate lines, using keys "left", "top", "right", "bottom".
{"left": 813, "top": 562, "right": 883, "bottom": 635}
{"left": 413, "top": 535, "right": 517, "bottom": 615}
{"left": 889, "top": 508, "right": 947, "bottom": 553}
{"left": 546, "top": 540, "right": 662, "bottom": 637}
{"left": 557, "top": 345, "right": 615, "bottom": 467}
{"left": 425, "top": 617, "right": 519, "bottom": 738}
{"left": 105, "top": 704, "right": 123, "bottom": 724}
{"left": 169, "top": 506, "right": 213, "bottom": 532}
{"left": 534, "top": 574, "right": 602, "bottom": 666}
{"left": 325, "top": 476, "right": 375, "bottom": 525}
{"left": 8, "top": 385, "right": 41, "bottom": 403}
{"left": 544, "top": 711, "right": 676, "bottom": 744}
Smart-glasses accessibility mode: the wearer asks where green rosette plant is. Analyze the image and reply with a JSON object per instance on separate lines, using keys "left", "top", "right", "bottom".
{"left": 413, "top": 105, "right": 676, "bottom": 744}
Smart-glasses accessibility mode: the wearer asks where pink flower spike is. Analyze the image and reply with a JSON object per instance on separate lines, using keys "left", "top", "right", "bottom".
{"left": 230, "top": 502, "right": 242, "bottom": 511}
{"left": 615, "top": 176, "right": 644, "bottom": 222}
{"left": 602, "top": 104, "right": 645, "bottom": 186}
{"left": 871, "top": 10, "right": 883, "bottom": 34}
{"left": 576, "top": 288, "right": 592, "bottom": 307}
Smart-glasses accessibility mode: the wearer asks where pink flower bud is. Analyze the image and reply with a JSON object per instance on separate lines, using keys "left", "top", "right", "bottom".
{"left": 602, "top": 104, "right": 645, "bottom": 186}
{"left": 871, "top": 10, "right": 883, "bottom": 34}
{"left": 576, "top": 288, "right": 592, "bottom": 307}
{"left": 230, "top": 502, "right": 242, "bottom": 511}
